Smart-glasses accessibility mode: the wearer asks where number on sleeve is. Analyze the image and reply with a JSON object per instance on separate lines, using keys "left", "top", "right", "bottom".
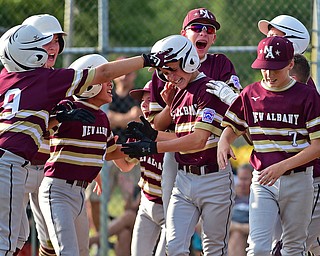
{"left": 1, "top": 88, "right": 21, "bottom": 119}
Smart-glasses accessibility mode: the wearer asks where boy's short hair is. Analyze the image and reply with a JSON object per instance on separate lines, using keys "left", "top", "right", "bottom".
{"left": 290, "top": 54, "right": 310, "bottom": 83}
{"left": 251, "top": 36, "right": 294, "bottom": 70}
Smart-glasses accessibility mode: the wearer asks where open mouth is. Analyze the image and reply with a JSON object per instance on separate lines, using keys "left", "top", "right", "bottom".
{"left": 48, "top": 53, "right": 55, "bottom": 61}
{"left": 107, "top": 88, "right": 112, "bottom": 96}
{"left": 267, "top": 78, "right": 277, "bottom": 83}
{"left": 196, "top": 41, "right": 207, "bottom": 49}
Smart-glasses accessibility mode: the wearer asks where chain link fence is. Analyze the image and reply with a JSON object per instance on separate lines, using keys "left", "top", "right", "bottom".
{"left": 0, "top": 0, "right": 317, "bottom": 87}
{"left": 0, "top": 0, "right": 318, "bottom": 255}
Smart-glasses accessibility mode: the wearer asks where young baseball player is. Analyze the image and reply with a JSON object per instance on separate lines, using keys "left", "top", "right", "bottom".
{"left": 122, "top": 35, "right": 235, "bottom": 256}
{"left": 217, "top": 36, "right": 320, "bottom": 256}
{"left": 15, "top": 14, "right": 68, "bottom": 256}
{"left": 290, "top": 57, "right": 320, "bottom": 256}
{"left": 257, "top": 14, "right": 316, "bottom": 88}
{"left": 38, "top": 54, "right": 115, "bottom": 256}
{"left": 271, "top": 54, "right": 320, "bottom": 256}
{"left": 111, "top": 80, "right": 166, "bottom": 256}
{"left": 257, "top": 17, "right": 320, "bottom": 255}
{"left": 148, "top": 8, "right": 239, "bottom": 231}
{"left": 0, "top": 24, "right": 172, "bottom": 255}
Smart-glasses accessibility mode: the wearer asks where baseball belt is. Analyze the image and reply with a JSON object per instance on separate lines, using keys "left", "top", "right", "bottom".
{"left": 178, "top": 163, "right": 219, "bottom": 175}
{"left": 66, "top": 179, "right": 89, "bottom": 189}
{"left": 283, "top": 167, "right": 307, "bottom": 176}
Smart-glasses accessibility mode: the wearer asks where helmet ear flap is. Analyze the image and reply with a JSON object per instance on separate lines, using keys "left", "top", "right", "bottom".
{"left": 58, "top": 35, "right": 65, "bottom": 54}
{"left": 0, "top": 25, "right": 52, "bottom": 72}
{"left": 156, "top": 69, "right": 168, "bottom": 82}
{"left": 182, "top": 51, "right": 200, "bottom": 73}
{"left": 27, "top": 52, "right": 48, "bottom": 66}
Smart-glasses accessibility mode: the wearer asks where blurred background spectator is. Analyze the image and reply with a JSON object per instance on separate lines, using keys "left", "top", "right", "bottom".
{"left": 228, "top": 163, "right": 253, "bottom": 256}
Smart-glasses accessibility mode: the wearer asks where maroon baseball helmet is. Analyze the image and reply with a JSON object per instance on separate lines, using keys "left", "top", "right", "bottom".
{"left": 182, "top": 8, "right": 220, "bottom": 30}
{"left": 251, "top": 36, "right": 294, "bottom": 70}
{"left": 129, "top": 80, "right": 151, "bottom": 102}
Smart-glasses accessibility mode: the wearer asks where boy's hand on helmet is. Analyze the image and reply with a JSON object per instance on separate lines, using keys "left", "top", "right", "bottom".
{"left": 142, "top": 48, "right": 174, "bottom": 68}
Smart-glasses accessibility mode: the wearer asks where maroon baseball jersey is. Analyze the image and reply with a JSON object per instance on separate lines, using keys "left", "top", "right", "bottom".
{"left": 297, "top": 76, "right": 320, "bottom": 177}
{"left": 0, "top": 67, "right": 94, "bottom": 161}
{"left": 222, "top": 79, "right": 320, "bottom": 171}
{"left": 149, "top": 53, "right": 237, "bottom": 129}
{"left": 307, "top": 77, "right": 316, "bottom": 88}
{"left": 313, "top": 159, "right": 320, "bottom": 177}
{"left": 138, "top": 153, "right": 164, "bottom": 204}
{"left": 30, "top": 138, "right": 50, "bottom": 165}
{"left": 44, "top": 100, "right": 116, "bottom": 182}
{"left": 171, "top": 74, "right": 229, "bottom": 166}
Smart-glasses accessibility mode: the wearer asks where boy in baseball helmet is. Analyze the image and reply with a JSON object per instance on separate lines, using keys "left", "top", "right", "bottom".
{"left": 0, "top": 23, "right": 172, "bottom": 255}
{"left": 218, "top": 36, "right": 320, "bottom": 256}
{"left": 122, "top": 35, "right": 235, "bottom": 255}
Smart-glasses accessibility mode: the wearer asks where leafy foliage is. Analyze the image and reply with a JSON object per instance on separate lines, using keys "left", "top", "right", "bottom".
{"left": 0, "top": 0, "right": 313, "bottom": 87}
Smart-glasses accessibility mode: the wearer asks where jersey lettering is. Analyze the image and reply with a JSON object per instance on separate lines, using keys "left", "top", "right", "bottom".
{"left": 174, "top": 104, "right": 197, "bottom": 117}
{"left": 252, "top": 111, "right": 299, "bottom": 125}
{"left": 140, "top": 155, "right": 163, "bottom": 170}
{"left": 82, "top": 125, "right": 108, "bottom": 137}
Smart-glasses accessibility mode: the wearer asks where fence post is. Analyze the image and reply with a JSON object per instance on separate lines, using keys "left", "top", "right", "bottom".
{"left": 311, "top": 0, "right": 319, "bottom": 91}
{"left": 99, "top": 103, "right": 110, "bottom": 256}
{"left": 63, "top": 0, "right": 74, "bottom": 67}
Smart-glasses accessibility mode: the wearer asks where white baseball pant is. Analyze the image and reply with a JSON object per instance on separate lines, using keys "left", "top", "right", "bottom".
{"left": 39, "top": 177, "right": 90, "bottom": 256}
{"left": 131, "top": 191, "right": 166, "bottom": 256}
{"left": 17, "top": 164, "right": 46, "bottom": 250}
{"left": 306, "top": 176, "right": 320, "bottom": 254}
{"left": 247, "top": 168, "right": 313, "bottom": 256}
{"left": 166, "top": 165, "right": 235, "bottom": 256}
{"left": 0, "top": 148, "right": 29, "bottom": 256}
{"left": 161, "top": 152, "right": 178, "bottom": 219}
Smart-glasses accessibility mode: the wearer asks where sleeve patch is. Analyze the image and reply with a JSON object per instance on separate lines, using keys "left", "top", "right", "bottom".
{"left": 202, "top": 108, "right": 215, "bottom": 123}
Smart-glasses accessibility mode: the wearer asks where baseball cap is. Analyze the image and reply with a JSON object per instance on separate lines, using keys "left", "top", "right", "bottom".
{"left": 129, "top": 80, "right": 151, "bottom": 102}
{"left": 182, "top": 8, "right": 220, "bottom": 30}
{"left": 251, "top": 36, "right": 294, "bottom": 70}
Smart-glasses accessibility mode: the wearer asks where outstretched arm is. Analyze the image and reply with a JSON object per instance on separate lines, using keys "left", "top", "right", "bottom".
{"left": 93, "top": 56, "right": 144, "bottom": 86}
{"left": 121, "top": 128, "right": 211, "bottom": 158}
{"left": 92, "top": 49, "right": 174, "bottom": 86}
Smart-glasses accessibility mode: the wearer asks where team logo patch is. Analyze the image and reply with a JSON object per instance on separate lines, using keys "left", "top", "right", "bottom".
{"left": 202, "top": 108, "right": 215, "bottom": 123}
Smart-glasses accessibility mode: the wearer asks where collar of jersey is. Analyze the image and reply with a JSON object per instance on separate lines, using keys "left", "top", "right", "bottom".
{"left": 190, "top": 72, "right": 206, "bottom": 83}
{"left": 200, "top": 54, "right": 207, "bottom": 63}
{"left": 260, "top": 77, "right": 296, "bottom": 92}
{"left": 75, "top": 100, "right": 99, "bottom": 110}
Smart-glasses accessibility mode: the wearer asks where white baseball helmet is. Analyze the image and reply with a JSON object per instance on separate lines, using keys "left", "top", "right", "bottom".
{"left": 69, "top": 54, "right": 108, "bottom": 99}
{"left": 151, "top": 35, "right": 200, "bottom": 82}
{"left": 22, "top": 14, "right": 66, "bottom": 54}
{"left": 0, "top": 24, "right": 53, "bottom": 72}
{"left": 258, "top": 15, "right": 310, "bottom": 54}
